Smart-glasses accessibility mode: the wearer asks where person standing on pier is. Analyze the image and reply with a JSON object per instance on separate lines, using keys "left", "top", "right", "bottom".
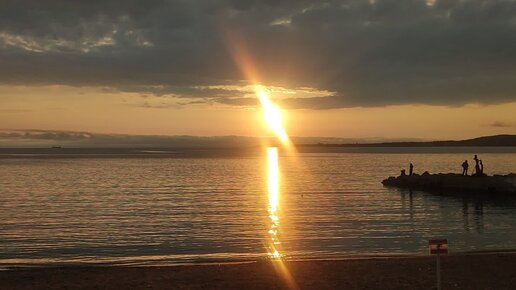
{"left": 474, "top": 155, "right": 481, "bottom": 175}
{"left": 462, "top": 160, "right": 469, "bottom": 176}
{"left": 409, "top": 163, "right": 414, "bottom": 176}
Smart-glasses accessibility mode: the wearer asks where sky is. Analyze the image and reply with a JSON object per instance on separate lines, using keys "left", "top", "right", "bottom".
{"left": 1, "top": 0, "right": 516, "bottom": 143}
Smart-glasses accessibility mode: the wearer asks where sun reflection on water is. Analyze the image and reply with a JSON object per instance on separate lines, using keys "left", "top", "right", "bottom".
{"left": 267, "top": 147, "right": 282, "bottom": 259}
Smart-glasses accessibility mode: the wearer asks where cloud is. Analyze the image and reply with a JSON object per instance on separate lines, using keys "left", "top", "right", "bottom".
{"left": 1, "top": 0, "right": 515, "bottom": 109}
{"left": 0, "top": 129, "right": 92, "bottom": 140}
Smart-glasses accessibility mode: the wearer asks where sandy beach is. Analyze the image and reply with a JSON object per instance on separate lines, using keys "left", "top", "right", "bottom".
{"left": 1, "top": 252, "right": 515, "bottom": 290}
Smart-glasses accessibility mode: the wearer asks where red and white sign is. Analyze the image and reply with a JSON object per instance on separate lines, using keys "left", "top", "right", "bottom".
{"left": 429, "top": 239, "right": 448, "bottom": 255}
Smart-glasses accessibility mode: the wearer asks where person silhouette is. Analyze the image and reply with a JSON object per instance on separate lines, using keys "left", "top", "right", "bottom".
{"left": 479, "top": 160, "right": 484, "bottom": 175}
{"left": 409, "top": 163, "right": 414, "bottom": 176}
{"left": 474, "top": 155, "right": 480, "bottom": 175}
{"left": 462, "top": 160, "right": 469, "bottom": 176}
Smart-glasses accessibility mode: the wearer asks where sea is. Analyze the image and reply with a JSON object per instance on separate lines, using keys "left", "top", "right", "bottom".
{"left": 1, "top": 146, "right": 515, "bottom": 268}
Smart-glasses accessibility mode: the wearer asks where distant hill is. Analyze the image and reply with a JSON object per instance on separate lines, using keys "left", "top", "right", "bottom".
{"left": 306, "top": 135, "right": 516, "bottom": 147}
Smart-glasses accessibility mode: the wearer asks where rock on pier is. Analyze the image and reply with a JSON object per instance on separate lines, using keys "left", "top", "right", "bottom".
{"left": 382, "top": 173, "right": 516, "bottom": 195}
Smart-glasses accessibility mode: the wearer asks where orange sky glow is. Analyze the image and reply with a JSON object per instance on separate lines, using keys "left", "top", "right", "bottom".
{"left": 1, "top": 84, "right": 515, "bottom": 141}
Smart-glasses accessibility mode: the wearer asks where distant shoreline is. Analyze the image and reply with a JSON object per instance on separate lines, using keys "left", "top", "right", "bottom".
{"left": 0, "top": 145, "right": 515, "bottom": 159}
{"left": 299, "top": 134, "right": 516, "bottom": 147}
{"left": 299, "top": 143, "right": 516, "bottom": 148}
{"left": 1, "top": 133, "right": 514, "bottom": 148}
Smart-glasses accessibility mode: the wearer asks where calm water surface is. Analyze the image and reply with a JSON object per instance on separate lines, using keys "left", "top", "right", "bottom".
{"left": 1, "top": 148, "right": 516, "bottom": 267}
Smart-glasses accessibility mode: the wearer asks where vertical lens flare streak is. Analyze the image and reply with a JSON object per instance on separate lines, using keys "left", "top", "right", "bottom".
{"left": 267, "top": 147, "right": 281, "bottom": 258}
{"left": 224, "top": 28, "right": 298, "bottom": 289}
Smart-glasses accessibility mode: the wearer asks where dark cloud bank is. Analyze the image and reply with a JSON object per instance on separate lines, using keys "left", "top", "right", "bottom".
{"left": 1, "top": 0, "right": 516, "bottom": 108}
{"left": 0, "top": 129, "right": 416, "bottom": 147}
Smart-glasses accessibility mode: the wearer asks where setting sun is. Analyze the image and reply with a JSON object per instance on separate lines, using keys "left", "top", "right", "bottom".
{"left": 256, "top": 87, "right": 290, "bottom": 145}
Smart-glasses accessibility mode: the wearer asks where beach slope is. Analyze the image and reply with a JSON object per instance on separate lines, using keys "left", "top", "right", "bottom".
{"left": 1, "top": 252, "right": 515, "bottom": 290}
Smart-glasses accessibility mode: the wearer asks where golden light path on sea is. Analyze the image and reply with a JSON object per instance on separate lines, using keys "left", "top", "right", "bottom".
{"left": 267, "top": 147, "right": 281, "bottom": 258}
{"left": 264, "top": 123, "right": 298, "bottom": 290}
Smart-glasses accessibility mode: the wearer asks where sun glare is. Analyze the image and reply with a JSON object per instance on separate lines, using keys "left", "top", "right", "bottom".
{"left": 256, "top": 87, "right": 290, "bottom": 145}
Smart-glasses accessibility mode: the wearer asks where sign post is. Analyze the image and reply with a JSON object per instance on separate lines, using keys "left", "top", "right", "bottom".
{"left": 429, "top": 239, "right": 448, "bottom": 290}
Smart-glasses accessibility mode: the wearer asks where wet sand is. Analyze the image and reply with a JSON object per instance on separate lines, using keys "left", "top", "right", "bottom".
{"left": 1, "top": 252, "right": 515, "bottom": 290}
